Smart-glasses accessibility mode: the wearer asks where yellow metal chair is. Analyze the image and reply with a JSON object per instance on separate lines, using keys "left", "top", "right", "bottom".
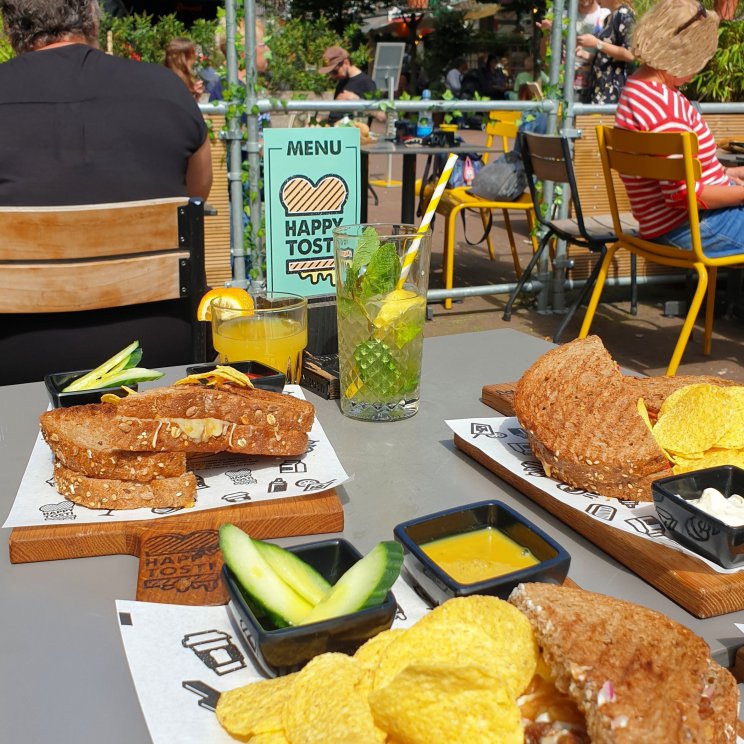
{"left": 580, "top": 125, "right": 744, "bottom": 376}
{"left": 436, "top": 111, "right": 538, "bottom": 309}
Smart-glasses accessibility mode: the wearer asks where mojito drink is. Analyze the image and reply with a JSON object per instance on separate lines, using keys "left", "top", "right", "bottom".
{"left": 335, "top": 225, "right": 431, "bottom": 421}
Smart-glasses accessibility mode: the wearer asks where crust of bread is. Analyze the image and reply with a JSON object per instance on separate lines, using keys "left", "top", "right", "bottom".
{"left": 512, "top": 336, "right": 737, "bottom": 501}
{"left": 111, "top": 384, "right": 315, "bottom": 432}
{"left": 509, "top": 583, "right": 738, "bottom": 744}
{"left": 53, "top": 461, "right": 196, "bottom": 510}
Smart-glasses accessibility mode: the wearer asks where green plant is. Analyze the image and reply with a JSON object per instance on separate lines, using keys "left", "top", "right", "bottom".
{"left": 687, "top": 16, "right": 744, "bottom": 101}
{"left": 263, "top": 16, "right": 368, "bottom": 94}
{"left": 97, "top": 12, "right": 219, "bottom": 65}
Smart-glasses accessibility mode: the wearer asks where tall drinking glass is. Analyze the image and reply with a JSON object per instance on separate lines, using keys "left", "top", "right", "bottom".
{"left": 210, "top": 291, "right": 308, "bottom": 383}
{"left": 334, "top": 223, "right": 432, "bottom": 421}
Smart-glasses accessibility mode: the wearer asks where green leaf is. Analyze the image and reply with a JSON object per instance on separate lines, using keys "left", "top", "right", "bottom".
{"left": 351, "top": 226, "right": 380, "bottom": 274}
{"left": 360, "top": 241, "right": 401, "bottom": 299}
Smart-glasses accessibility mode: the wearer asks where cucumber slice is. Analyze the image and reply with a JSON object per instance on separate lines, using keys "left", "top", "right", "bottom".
{"left": 63, "top": 340, "right": 141, "bottom": 391}
{"left": 254, "top": 539, "right": 331, "bottom": 606}
{"left": 220, "top": 524, "right": 313, "bottom": 628}
{"left": 90, "top": 367, "right": 164, "bottom": 389}
{"left": 297, "top": 541, "right": 403, "bottom": 626}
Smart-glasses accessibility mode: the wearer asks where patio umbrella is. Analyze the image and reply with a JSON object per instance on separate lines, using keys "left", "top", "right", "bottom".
{"left": 455, "top": 2, "right": 502, "bottom": 21}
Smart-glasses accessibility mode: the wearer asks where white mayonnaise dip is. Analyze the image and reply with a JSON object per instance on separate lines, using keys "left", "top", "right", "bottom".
{"left": 687, "top": 487, "right": 744, "bottom": 527}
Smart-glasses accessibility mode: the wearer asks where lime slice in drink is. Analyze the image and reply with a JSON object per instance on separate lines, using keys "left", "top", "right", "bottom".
{"left": 372, "top": 289, "right": 423, "bottom": 329}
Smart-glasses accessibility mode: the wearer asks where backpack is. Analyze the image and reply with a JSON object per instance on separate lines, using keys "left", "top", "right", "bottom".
{"left": 469, "top": 151, "right": 527, "bottom": 202}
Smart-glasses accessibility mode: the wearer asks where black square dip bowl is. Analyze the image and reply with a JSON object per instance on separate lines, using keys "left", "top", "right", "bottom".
{"left": 185, "top": 360, "right": 285, "bottom": 393}
{"left": 223, "top": 538, "right": 397, "bottom": 677}
{"left": 652, "top": 465, "right": 744, "bottom": 569}
{"left": 394, "top": 500, "right": 571, "bottom": 606}
{"left": 45, "top": 369, "right": 139, "bottom": 408}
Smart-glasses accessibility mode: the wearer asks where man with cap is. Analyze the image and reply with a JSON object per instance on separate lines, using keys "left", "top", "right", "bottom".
{"left": 320, "top": 45, "right": 380, "bottom": 125}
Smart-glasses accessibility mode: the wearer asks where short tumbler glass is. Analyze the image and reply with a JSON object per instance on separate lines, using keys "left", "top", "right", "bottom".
{"left": 334, "top": 223, "right": 432, "bottom": 421}
{"left": 210, "top": 291, "right": 308, "bottom": 384}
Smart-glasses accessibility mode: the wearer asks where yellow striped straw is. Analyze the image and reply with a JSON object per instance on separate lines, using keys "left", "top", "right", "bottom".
{"left": 396, "top": 152, "right": 459, "bottom": 289}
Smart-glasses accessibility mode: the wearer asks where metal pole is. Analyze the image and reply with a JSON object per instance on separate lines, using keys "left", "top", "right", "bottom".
{"left": 551, "top": 0, "right": 580, "bottom": 316}
{"left": 244, "top": 0, "right": 263, "bottom": 287}
{"left": 535, "top": 0, "right": 567, "bottom": 314}
{"left": 224, "top": 0, "right": 246, "bottom": 287}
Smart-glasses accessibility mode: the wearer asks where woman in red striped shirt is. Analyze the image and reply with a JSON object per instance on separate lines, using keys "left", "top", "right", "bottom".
{"left": 615, "top": 0, "right": 744, "bottom": 256}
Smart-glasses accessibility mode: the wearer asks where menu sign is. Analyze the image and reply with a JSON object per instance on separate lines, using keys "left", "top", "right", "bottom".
{"left": 263, "top": 127, "right": 361, "bottom": 297}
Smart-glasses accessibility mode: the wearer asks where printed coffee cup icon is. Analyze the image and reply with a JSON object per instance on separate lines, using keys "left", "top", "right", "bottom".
{"left": 182, "top": 630, "right": 245, "bottom": 675}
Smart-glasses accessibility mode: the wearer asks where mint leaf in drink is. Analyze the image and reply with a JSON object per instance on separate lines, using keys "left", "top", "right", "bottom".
{"left": 360, "top": 241, "right": 401, "bottom": 299}
{"left": 351, "top": 226, "right": 380, "bottom": 274}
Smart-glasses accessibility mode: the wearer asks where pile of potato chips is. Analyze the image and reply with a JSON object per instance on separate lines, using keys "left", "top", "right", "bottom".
{"left": 644, "top": 383, "right": 744, "bottom": 474}
{"left": 216, "top": 596, "right": 542, "bottom": 744}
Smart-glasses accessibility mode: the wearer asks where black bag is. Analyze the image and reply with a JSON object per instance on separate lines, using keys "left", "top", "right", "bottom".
{"left": 469, "top": 151, "right": 527, "bottom": 202}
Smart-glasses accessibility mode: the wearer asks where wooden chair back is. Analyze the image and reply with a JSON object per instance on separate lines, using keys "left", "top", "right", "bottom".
{"left": 0, "top": 197, "right": 208, "bottom": 384}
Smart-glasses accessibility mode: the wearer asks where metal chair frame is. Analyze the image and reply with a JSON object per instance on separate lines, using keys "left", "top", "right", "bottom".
{"left": 504, "top": 130, "right": 637, "bottom": 342}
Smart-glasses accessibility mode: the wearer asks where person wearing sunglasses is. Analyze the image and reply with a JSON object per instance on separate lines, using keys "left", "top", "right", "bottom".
{"left": 615, "top": 0, "right": 744, "bottom": 257}
{"left": 319, "top": 45, "right": 381, "bottom": 125}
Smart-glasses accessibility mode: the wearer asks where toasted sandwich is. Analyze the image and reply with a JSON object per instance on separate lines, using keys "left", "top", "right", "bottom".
{"left": 513, "top": 336, "right": 734, "bottom": 501}
{"left": 510, "top": 582, "right": 738, "bottom": 743}
{"left": 39, "top": 376, "right": 315, "bottom": 509}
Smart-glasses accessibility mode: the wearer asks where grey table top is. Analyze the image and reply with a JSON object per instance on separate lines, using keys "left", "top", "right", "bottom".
{"left": 1, "top": 328, "right": 742, "bottom": 743}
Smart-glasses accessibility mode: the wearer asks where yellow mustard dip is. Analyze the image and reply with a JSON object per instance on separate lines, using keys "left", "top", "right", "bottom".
{"left": 421, "top": 527, "right": 539, "bottom": 584}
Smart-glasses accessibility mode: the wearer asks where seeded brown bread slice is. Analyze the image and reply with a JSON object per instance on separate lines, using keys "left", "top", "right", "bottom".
{"left": 111, "top": 384, "right": 315, "bottom": 433}
{"left": 53, "top": 461, "right": 196, "bottom": 510}
{"left": 41, "top": 402, "right": 309, "bottom": 458}
{"left": 513, "top": 336, "right": 670, "bottom": 501}
{"left": 40, "top": 405, "right": 186, "bottom": 481}
{"left": 509, "top": 583, "right": 738, "bottom": 744}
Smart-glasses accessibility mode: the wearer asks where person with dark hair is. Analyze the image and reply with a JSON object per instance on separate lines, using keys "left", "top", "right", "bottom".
{"left": 0, "top": 0, "right": 211, "bottom": 205}
{"left": 477, "top": 54, "right": 511, "bottom": 100}
{"left": 445, "top": 57, "right": 468, "bottom": 97}
{"left": 164, "top": 37, "right": 204, "bottom": 102}
{"left": 320, "top": 44, "right": 384, "bottom": 125}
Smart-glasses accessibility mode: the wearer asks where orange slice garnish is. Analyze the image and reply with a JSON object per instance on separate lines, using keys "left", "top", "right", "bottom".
{"left": 196, "top": 287, "right": 254, "bottom": 322}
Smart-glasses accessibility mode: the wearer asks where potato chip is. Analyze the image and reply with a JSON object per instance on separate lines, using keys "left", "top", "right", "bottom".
{"left": 716, "top": 387, "right": 744, "bottom": 448}
{"left": 354, "top": 628, "right": 406, "bottom": 698}
{"left": 373, "top": 618, "right": 533, "bottom": 698}
{"left": 282, "top": 652, "right": 383, "bottom": 744}
{"left": 417, "top": 596, "right": 538, "bottom": 695}
{"left": 673, "top": 447, "right": 744, "bottom": 475}
{"left": 652, "top": 384, "right": 731, "bottom": 455}
{"left": 369, "top": 662, "right": 522, "bottom": 744}
{"left": 216, "top": 674, "right": 296, "bottom": 739}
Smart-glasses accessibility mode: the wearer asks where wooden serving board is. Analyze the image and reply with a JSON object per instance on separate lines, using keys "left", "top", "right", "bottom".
{"left": 465, "top": 383, "right": 744, "bottom": 620}
{"left": 8, "top": 489, "right": 343, "bottom": 606}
